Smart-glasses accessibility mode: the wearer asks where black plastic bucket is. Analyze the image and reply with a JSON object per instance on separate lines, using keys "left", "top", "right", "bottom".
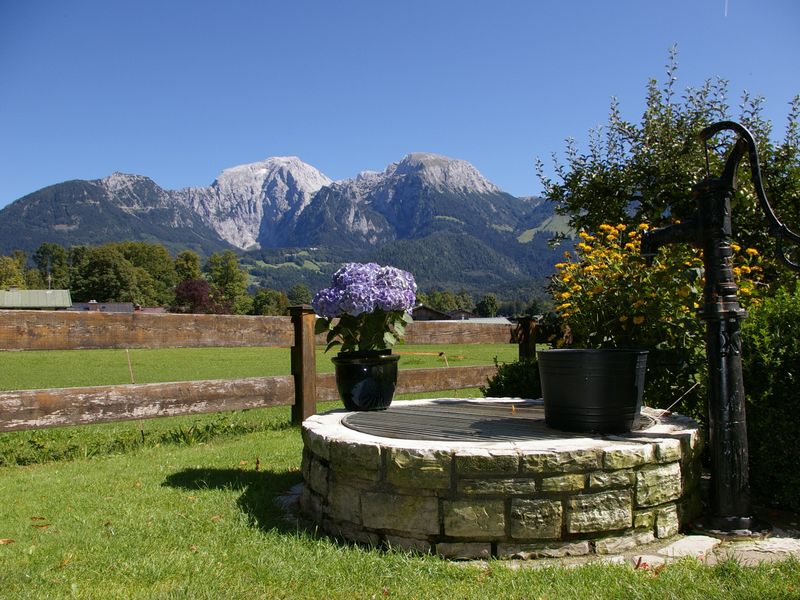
{"left": 538, "top": 349, "right": 648, "bottom": 433}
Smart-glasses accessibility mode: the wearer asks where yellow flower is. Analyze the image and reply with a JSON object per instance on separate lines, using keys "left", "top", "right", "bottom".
{"left": 745, "top": 248, "right": 759, "bottom": 256}
{"left": 559, "top": 292, "right": 572, "bottom": 300}
{"left": 578, "top": 231, "right": 596, "bottom": 241}
{"left": 676, "top": 286, "right": 691, "bottom": 297}
{"left": 571, "top": 284, "right": 583, "bottom": 292}
{"left": 730, "top": 242, "right": 742, "bottom": 252}
{"left": 577, "top": 242, "right": 592, "bottom": 252}
{"left": 739, "top": 265, "right": 751, "bottom": 274}
{"left": 564, "top": 251, "right": 571, "bottom": 258}
{"left": 557, "top": 302, "right": 573, "bottom": 311}
{"left": 619, "top": 315, "right": 628, "bottom": 322}
{"left": 624, "top": 242, "right": 637, "bottom": 251}
{"left": 632, "top": 299, "right": 646, "bottom": 308}
{"left": 633, "top": 315, "right": 645, "bottom": 325}
{"left": 554, "top": 262, "right": 568, "bottom": 269}
{"left": 616, "top": 224, "right": 627, "bottom": 231}
{"left": 638, "top": 223, "right": 650, "bottom": 231}
{"left": 599, "top": 224, "right": 614, "bottom": 232}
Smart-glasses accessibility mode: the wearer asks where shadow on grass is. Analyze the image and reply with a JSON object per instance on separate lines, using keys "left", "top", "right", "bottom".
{"left": 162, "top": 467, "right": 303, "bottom": 533}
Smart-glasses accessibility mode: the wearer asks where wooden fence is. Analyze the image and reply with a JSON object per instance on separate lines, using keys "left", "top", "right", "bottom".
{"left": 0, "top": 308, "right": 541, "bottom": 432}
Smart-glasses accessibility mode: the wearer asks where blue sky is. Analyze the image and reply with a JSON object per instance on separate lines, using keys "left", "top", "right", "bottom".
{"left": 1, "top": 1, "right": 798, "bottom": 208}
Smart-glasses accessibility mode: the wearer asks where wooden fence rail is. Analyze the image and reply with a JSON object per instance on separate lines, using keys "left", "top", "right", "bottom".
{"left": 0, "top": 307, "right": 541, "bottom": 432}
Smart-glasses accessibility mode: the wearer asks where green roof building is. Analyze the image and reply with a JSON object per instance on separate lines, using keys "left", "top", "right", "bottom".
{"left": 0, "top": 289, "right": 72, "bottom": 310}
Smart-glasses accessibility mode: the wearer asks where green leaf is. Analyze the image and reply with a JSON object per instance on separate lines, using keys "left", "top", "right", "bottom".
{"left": 383, "top": 331, "right": 397, "bottom": 347}
{"left": 314, "top": 318, "right": 331, "bottom": 335}
{"left": 325, "top": 340, "right": 341, "bottom": 353}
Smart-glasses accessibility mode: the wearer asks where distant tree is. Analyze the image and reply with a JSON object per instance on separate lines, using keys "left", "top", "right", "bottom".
{"left": 475, "top": 294, "right": 498, "bottom": 317}
{"left": 33, "top": 242, "right": 70, "bottom": 289}
{"left": 172, "top": 278, "right": 217, "bottom": 313}
{"left": 67, "top": 246, "right": 90, "bottom": 298}
{"left": 71, "top": 246, "right": 140, "bottom": 303}
{"left": 286, "top": 283, "right": 312, "bottom": 306}
{"left": 251, "top": 288, "right": 289, "bottom": 316}
{"left": 175, "top": 250, "right": 203, "bottom": 283}
{"left": 0, "top": 255, "right": 25, "bottom": 288}
{"left": 455, "top": 289, "right": 475, "bottom": 312}
{"left": 24, "top": 268, "right": 45, "bottom": 289}
{"left": 427, "top": 290, "right": 458, "bottom": 313}
{"left": 113, "top": 242, "right": 177, "bottom": 306}
{"left": 204, "top": 250, "right": 252, "bottom": 314}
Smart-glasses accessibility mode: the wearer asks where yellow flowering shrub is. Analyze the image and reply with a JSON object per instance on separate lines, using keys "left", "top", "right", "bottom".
{"left": 549, "top": 223, "right": 764, "bottom": 412}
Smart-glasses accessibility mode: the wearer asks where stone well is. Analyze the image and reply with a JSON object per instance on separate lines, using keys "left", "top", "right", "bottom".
{"left": 300, "top": 398, "right": 703, "bottom": 560}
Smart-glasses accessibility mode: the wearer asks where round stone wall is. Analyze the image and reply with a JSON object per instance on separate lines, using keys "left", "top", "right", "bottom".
{"left": 300, "top": 398, "right": 703, "bottom": 560}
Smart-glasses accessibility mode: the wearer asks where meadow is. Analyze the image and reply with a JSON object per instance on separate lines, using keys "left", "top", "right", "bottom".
{"left": 0, "top": 343, "right": 517, "bottom": 390}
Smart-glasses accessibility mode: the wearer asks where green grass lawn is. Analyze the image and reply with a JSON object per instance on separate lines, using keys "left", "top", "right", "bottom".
{"left": 0, "top": 343, "right": 518, "bottom": 391}
{"left": 1, "top": 407, "right": 798, "bottom": 599}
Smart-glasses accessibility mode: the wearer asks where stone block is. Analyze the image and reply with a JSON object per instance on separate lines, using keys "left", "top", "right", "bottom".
{"left": 302, "top": 425, "right": 330, "bottom": 461}
{"left": 541, "top": 473, "right": 585, "bottom": 493}
{"left": 361, "top": 491, "right": 440, "bottom": 535}
{"left": 521, "top": 449, "right": 600, "bottom": 474}
{"left": 325, "top": 481, "right": 362, "bottom": 524}
{"left": 497, "top": 541, "right": 591, "bottom": 559}
{"left": 457, "top": 478, "right": 536, "bottom": 496}
{"left": 655, "top": 439, "right": 682, "bottom": 463}
{"left": 322, "top": 518, "right": 380, "bottom": 546}
{"left": 384, "top": 534, "right": 432, "bottom": 554}
{"left": 634, "top": 508, "right": 656, "bottom": 530}
{"left": 566, "top": 490, "right": 632, "bottom": 533}
{"left": 306, "top": 456, "right": 329, "bottom": 496}
{"left": 658, "top": 535, "right": 720, "bottom": 558}
{"left": 436, "top": 542, "right": 491, "bottom": 560}
{"left": 329, "top": 439, "right": 381, "bottom": 480}
{"left": 636, "top": 463, "right": 682, "bottom": 507}
{"left": 443, "top": 499, "right": 505, "bottom": 538}
{"left": 386, "top": 448, "right": 451, "bottom": 490}
{"left": 454, "top": 449, "right": 519, "bottom": 475}
{"left": 588, "top": 469, "right": 635, "bottom": 490}
{"left": 655, "top": 504, "right": 679, "bottom": 538}
{"left": 593, "top": 531, "right": 655, "bottom": 554}
{"left": 603, "top": 444, "right": 655, "bottom": 470}
{"left": 299, "top": 486, "right": 322, "bottom": 523}
{"left": 509, "top": 498, "right": 563, "bottom": 540}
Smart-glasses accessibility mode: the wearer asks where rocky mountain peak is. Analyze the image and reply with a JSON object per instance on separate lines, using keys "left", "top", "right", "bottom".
{"left": 390, "top": 152, "right": 501, "bottom": 195}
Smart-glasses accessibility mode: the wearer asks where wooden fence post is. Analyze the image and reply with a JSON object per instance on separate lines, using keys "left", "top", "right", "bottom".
{"left": 517, "top": 316, "right": 537, "bottom": 361}
{"left": 290, "top": 305, "right": 317, "bottom": 425}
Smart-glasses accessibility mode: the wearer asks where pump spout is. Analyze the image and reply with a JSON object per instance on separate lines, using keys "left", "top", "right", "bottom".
{"left": 640, "top": 219, "right": 700, "bottom": 263}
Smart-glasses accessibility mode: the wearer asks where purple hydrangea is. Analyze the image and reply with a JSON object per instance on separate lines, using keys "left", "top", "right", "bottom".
{"left": 312, "top": 262, "right": 417, "bottom": 317}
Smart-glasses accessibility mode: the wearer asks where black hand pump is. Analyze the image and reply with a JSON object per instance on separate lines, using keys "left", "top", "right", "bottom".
{"left": 641, "top": 120, "right": 800, "bottom": 531}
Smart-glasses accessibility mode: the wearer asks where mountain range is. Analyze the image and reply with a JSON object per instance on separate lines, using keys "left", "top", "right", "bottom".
{"left": 0, "top": 154, "right": 571, "bottom": 299}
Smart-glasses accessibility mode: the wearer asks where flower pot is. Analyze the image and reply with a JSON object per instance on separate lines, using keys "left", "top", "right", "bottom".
{"left": 537, "top": 349, "right": 648, "bottom": 433}
{"left": 332, "top": 350, "right": 400, "bottom": 411}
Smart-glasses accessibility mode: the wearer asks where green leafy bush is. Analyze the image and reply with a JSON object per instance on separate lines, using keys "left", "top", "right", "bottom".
{"left": 742, "top": 282, "right": 800, "bottom": 510}
{"left": 481, "top": 358, "right": 542, "bottom": 399}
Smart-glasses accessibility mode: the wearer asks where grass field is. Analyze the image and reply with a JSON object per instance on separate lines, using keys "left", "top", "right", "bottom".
{"left": 0, "top": 343, "right": 518, "bottom": 391}
{"left": 1, "top": 404, "right": 798, "bottom": 599}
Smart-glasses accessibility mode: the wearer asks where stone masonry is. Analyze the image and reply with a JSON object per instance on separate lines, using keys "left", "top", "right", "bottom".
{"left": 300, "top": 398, "right": 703, "bottom": 560}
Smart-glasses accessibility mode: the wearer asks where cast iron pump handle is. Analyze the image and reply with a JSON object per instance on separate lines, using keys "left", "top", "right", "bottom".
{"left": 699, "top": 120, "right": 800, "bottom": 270}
